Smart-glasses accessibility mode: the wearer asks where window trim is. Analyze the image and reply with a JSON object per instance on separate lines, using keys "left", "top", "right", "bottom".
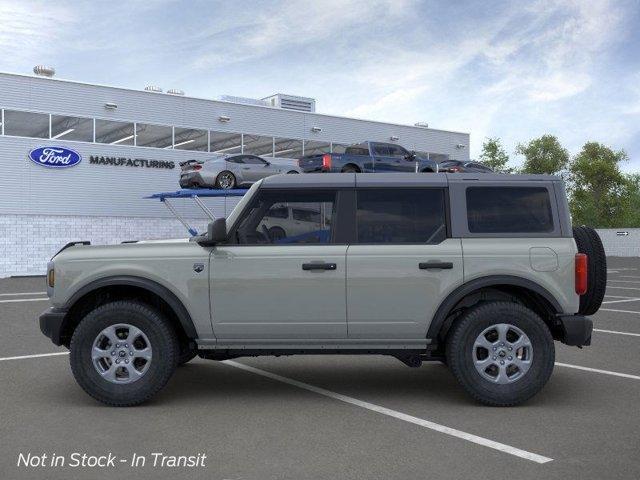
{"left": 351, "top": 187, "right": 451, "bottom": 245}
{"left": 225, "top": 187, "right": 347, "bottom": 246}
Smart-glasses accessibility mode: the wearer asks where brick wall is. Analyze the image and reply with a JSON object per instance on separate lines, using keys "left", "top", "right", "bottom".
{"left": 0, "top": 214, "right": 211, "bottom": 277}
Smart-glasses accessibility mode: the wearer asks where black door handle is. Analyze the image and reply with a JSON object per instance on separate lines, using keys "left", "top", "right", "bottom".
{"left": 419, "top": 262, "right": 453, "bottom": 270}
{"left": 302, "top": 262, "right": 337, "bottom": 271}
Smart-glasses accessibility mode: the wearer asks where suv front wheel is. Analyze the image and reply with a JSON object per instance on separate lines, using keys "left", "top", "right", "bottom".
{"left": 70, "top": 301, "right": 178, "bottom": 406}
{"left": 446, "top": 302, "right": 555, "bottom": 406}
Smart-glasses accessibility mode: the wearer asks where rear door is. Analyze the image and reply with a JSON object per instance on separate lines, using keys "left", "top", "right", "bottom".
{"left": 346, "top": 187, "right": 463, "bottom": 339}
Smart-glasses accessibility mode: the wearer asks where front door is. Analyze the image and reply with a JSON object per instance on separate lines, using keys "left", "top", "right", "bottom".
{"left": 240, "top": 155, "right": 275, "bottom": 183}
{"left": 346, "top": 187, "right": 463, "bottom": 339}
{"left": 210, "top": 188, "right": 348, "bottom": 340}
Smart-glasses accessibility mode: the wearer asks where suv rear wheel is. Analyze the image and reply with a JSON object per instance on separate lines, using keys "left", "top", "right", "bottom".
{"left": 446, "top": 301, "right": 555, "bottom": 406}
{"left": 70, "top": 301, "right": 178, "bottom": 406}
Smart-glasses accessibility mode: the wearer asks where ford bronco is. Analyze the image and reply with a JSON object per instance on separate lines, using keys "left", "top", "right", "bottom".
{"left": 39, "top": 173, "right": 606, "bottom": 407}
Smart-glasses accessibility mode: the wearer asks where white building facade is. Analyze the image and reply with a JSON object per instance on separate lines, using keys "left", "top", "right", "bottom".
{"left": 0, "top": 71, "right": 470, "bottom": 277}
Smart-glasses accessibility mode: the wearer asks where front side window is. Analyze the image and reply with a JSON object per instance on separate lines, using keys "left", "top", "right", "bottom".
{"left": 466, "top": 187, "right": 554, "bottom": 233}
{"left": 243, "top": 155, "right": 267, "bottom": 165}
{"left": 356, "top": 189, "right": 447, "bottom": 244}
{"left": 387, "top": 145, "right": 409, "bottom": 158}
{"left": 235, "top": 190, "right": 335, "bottom": 245}
{"left": 372, "top": 144, "right": 390, "bottom": 156}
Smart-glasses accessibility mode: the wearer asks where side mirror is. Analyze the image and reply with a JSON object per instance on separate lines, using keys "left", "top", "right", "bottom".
{"left": 264, "top": 161, "right": 271, "bottom": 166}
{"left": 207, "top": 218, "right": 227, "bottom": 244}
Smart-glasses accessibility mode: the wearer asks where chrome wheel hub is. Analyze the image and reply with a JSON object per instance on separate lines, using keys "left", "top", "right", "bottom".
{"left": 91, "top": 324, "right": 152, "bottom": 384}
{"left": 472, "top": 323, "right": 533, "bottom": 384}
{"left": 218, "top": 173, "right": 233, "bottom": 189}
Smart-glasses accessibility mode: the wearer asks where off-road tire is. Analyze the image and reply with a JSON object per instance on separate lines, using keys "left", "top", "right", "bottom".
{"left": 446, "top": 301, "right": 555, "bottom": 407}
{"left": 573, "top": 226, "right": 607, "bottom": 315}
{"left": 341, "top": 165, "right": 359, "bottom": 173}
{"left": 70, "top": 301, "right": 178, "bottom": 407}
{"left": 177, "top": 339, "right": 197, "bottom": 366}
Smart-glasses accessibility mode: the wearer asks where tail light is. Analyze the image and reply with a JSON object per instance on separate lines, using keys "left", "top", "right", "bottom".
{"left": 322, "top": 154, "right": 332, "bottom": 170}
{"left": 575, "top": 253, "right": 588, "bottom": 295}
{"left": 450, "top": 166, "right": 461, "bottom": 172}
{"left": 193, "top": 164, "right": 202, "bottom": 171}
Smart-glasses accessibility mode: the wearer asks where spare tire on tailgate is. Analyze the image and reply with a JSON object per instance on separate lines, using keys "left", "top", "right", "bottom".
{"left": 573, "top": 226, "right": 607, "bottom": 315}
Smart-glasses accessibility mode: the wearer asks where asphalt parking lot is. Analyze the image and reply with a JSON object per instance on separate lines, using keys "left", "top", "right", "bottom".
{"left": 1, "top": 257, "right": 639, "bottom": 480}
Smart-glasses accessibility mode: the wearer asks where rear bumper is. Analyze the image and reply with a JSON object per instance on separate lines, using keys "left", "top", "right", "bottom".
{"left": 179, "top": 172, "right": 206, "bottom": 188}
{"left": 39, "top": 307, "right": 68, "bottom": 346}
{"left": 557, "top": 314, "right": 593, "bottom": 346}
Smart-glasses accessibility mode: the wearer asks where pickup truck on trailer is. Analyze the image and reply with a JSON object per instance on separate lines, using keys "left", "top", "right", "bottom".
{"left": 298, "top": 141, "right": 439, "bottom": 174}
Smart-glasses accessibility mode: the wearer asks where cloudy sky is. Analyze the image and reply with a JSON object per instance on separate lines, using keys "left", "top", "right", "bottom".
{"left": 1, "top": 0, "right": 639, "bottom": 169}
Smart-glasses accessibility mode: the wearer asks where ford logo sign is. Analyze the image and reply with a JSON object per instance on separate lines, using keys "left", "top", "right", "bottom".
{"left": 28, "top": 146, "right": 82, "bottom": 168}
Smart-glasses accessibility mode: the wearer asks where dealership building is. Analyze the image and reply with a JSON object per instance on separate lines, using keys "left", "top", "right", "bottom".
{"left": 0, "top": 69, "right": 470, "bottom": 277}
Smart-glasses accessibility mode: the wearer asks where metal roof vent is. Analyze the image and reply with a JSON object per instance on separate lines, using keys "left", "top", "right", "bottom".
{"left": 414, "top": 122, "right": 429, "bottom": 128}
{"left": 144, "top": 85, "right": 163, "bottom": 93}
{"left": 33, "top": 65, "right": 55, "bottom": 77}
{"left": 167, "top": 89, "right": 185, "bottom": 96}
{"left": 262, "top": 94, "right": 316, "bottom": 112}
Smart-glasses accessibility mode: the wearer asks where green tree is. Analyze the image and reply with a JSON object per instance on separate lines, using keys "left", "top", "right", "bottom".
{"left": 622, "top": 174, "right": 640, "bottom": 227}
{"left": 569, "top": 142, "right": 629, "bottom": 227}
{"left": 479, "top": 137, "right": 513, "bottom": 173}
{"left": 516, "top": 134, "right": 569, "bottom": 175}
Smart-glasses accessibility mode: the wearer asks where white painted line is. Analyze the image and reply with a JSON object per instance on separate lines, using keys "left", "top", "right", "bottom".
{"left": 594, "top": 328, "right": 640, "bottom": 338}
{"left": 606, "top": 285, "right": 640, "bottom": 292}
{"left": 0, "top": 298, "right": 48, "bottom": 304}
{"left": 600, "top": 308, "right": 640, "bottom": 315}
{"left": 223, "top": 360, "right": 553, "bottom": 464}
{"left": 0, "top": 292, "right": 47, "bottom": 296}
{"left": 556, "top": 363, "right": 640, "bottom": 381}
{"left": 602, "top": 297, "right": 640, "bottom": 305}
{"left": 0, "top": 351, "right": 68, "bottom": 362}
{"left": 608, "top": 280, "right": 640, "bottom": 285}
{"left": 613, "top": 275, "right": 640, "bottom": 280}
{"left": 604, "top": 295, "right": 638, "bottom": 299}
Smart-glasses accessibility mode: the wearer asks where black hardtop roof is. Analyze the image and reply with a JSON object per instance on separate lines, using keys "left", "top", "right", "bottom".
{"left": 259, "top": 173, "right": 562, "bottom": 189}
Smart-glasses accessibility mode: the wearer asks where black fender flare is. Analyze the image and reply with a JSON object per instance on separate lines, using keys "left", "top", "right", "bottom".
{"left": 64, "top": 275, "right": 197, "bottom": 338}
{"left": 426, "top": 275, "right": 563, "bottom": 341}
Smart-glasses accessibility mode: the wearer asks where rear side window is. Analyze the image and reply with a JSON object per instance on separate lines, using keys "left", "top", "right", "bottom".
{"left": 356, "top": 189, "right": 447, "bottom": 244}
{"left": 466, "top": 187, "right": 554, "bottom": 233}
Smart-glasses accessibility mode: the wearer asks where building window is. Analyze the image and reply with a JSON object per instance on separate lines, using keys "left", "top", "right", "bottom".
{"left": 95, "top": 119, "right": 135, "bottom": 145}
{"left": 303, "top": 140, "right": 331, "bottom": 156}
{"left": 135, "top": 123, "right": 173, "bottom": 148}
{"left": 173, "top": 127, "right": 208, "bottom": 151}
{"left": 273, "top": 137, "right": 303, "bottom": 158}
{"left": 51, "top": 114, "right": 93, "bottom": 142}
{"left": 243, "top": 134, "right": 274, "bottom": 156}
{"left": 3, "top": 110, "right": 49, "bottom": 138}
{"left": 210, "top": 131, "right": 242, "bottom": 154}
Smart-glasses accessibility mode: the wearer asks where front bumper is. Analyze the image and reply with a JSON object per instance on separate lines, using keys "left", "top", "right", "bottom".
{"left": 557, "top": 314, "right": 593, "bottom": 346}
{"left": 39, "top": 307, "right": 68, "bottom": 346}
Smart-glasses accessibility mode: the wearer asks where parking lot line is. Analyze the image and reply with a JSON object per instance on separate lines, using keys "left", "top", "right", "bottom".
{"left": 0, "top": 292, "right": 47, "bottom": 296}
{"left": 0, "top": 298, "right": 48, "bottom": 304}
{"left": 600, "top": 308, "right": 640, "bottom": 315}
{"left": 613, "top": 275, "right": 640, "bottom": 279}
{"left": 223, "top": 360, "right": 553, "bottom": 464}
{"left": 602, "top": 297, "right": 640, "bottom": 304}
{"left": 593, "top": 328, "right": 640, "bottom": 338}
{"left": 556, "top": 363, "right": 640, "bottom": 381}
{"left": 0, "top": 352, "right": 68, "bottom": 362}
{"left": 606, "top": 285, "right": 640, "bottom": 292}
{"left": 608, "top": 280, "right": 640, "bottom": 285}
